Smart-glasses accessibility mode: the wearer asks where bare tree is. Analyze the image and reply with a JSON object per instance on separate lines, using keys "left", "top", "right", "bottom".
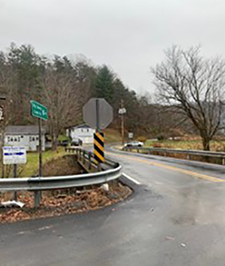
{"left": 152, "top": 46, "right": 225, "bottom": 150}
{"left": 41, "top": 66, "right": 80, "bottom": 149}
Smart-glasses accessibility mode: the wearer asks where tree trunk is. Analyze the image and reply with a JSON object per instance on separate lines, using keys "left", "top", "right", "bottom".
{"left": 202, "top": 137, "right": 210, "bottom": 151}
{"left": 51, "top": 133, "right": 58, "bottom": 151}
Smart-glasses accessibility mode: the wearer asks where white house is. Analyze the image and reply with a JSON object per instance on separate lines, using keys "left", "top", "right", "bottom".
{"left": 5, "top": 125, "right": 45, "bottom": 151}
{"left": 66, "top": 124, "right": 95, "bottom": 144}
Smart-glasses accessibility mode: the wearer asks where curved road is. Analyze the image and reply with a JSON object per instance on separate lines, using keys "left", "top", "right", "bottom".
{"left": 1, "top": 148, "right": 225, "bottom": 265}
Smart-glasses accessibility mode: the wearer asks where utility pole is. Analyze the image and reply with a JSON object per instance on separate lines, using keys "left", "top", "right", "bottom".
{"left": 118, "top": 99, "right": 126, "bottom": 145}
{"left": 0, "top": 93, "right": 6, "bottom": 178}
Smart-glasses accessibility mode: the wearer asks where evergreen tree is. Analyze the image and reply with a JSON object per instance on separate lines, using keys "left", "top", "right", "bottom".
{"left": 95, "top": 65, "right": 114, "bottom": 103}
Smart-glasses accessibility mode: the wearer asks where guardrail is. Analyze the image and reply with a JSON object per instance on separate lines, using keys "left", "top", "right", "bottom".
{"left": 123, "top": 146, "right": 225, "bottom": 165}
{"left": 0, "top": 148, "right": 121, "bottom": 206}
{"left": 65, "top": 147, "right": 118, "bottom": 171}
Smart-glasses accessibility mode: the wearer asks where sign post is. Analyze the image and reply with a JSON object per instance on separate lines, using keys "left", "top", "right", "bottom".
{"left": 13, "top": 164, "right": 17, "bottom": 201}
{"left": 83, "top": 98, "right": 113, "bottom": 169}
{"left": 30, "top": 100, "right": 48, "bottom": 207}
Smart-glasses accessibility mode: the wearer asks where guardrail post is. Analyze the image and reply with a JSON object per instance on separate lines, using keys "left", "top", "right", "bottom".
{"left": 83, "top": 150, "right": 85, "bottom": 164}
{"left": 88, "top": 152, "right": 92, "bottom": 170}
{"left": 34, "top": 191, "right": 40, "bottom": 208}
{"left": 78, "top": 149, "right": 80, "bottom": 161}
{"left": 222, "top": 157, "right": 225, "bottom": 165}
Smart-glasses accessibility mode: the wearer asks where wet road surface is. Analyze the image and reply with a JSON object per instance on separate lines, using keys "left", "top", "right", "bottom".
{"left": 1, "top": 148, "right": 225, "bottom": 265}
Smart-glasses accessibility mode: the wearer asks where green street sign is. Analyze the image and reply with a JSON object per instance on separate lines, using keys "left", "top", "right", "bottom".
{"left": 30, "top": 100, "right": 48, "bottom": 121}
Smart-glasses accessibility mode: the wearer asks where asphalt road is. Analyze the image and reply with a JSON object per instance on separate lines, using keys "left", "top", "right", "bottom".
{"left": 1, "top": 148, "right": 225, "bottom": 266}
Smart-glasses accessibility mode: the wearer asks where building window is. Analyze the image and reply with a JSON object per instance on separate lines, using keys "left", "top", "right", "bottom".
{"left": 8, "top": 137, "right": 10, "bottom": 142}
{"left": 21, "top": 135, "right": 23, "bottom": 138}
{"left": 10, "top": 138, "right": 13, "bottom": 142}
{"left": 14, "top": 138, "right": 17, "bottom": 142}
{"left": 87, "top": 129, "right": 89, "bottom": 132}
{"left": 81, "top": 129, "right": 83, "bottom": 132}
{"left": 36, "top": 137, "right": 39, "bottom": 141}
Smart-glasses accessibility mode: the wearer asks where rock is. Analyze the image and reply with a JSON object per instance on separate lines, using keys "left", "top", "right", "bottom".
{"left": 101, "top": 183, "right": 109, "bottom": 192}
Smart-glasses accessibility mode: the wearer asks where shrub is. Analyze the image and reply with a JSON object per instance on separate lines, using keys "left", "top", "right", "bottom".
{"left": 157, "top": 134, "right": 165, "bottom": 141}
{"left": 137, "top": 136, "right": 147, "bottom": 143}
{"left": 153, "top": 143, "right": 162, "bottom": 148}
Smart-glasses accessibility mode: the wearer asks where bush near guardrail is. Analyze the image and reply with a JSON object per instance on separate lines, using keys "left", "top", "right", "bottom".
{"left": 123, "top": 146, "right": 225, "bottom": 165}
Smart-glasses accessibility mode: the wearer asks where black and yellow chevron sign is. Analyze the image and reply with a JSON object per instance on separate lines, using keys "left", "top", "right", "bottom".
{"left": 94, "top": 132, "right": 105, "bottom": 163}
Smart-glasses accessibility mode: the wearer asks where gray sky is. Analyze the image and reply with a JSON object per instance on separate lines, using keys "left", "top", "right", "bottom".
{"left": 0, "top": 0, "right": 224, "bottom": 94}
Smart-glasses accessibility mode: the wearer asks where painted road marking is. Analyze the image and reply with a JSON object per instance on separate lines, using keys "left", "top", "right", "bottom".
{"left": 107, "top": 152, "right": 225, "bottom": 183}
{"left": 122, "top": 173, "right": 141, "bottom": 185}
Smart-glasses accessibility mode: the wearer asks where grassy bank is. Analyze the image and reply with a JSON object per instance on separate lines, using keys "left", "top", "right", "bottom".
{"left": 145, "top": 139, "right": 225, "bottom": 152}
{"left": 104, "top": 128, "right": 122, "bottom": 143}
{"left": 3, "top": 147, "right": 66, "bottom": 178}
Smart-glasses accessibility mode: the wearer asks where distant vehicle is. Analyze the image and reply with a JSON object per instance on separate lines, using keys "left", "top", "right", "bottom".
{"left": 71, "top": 138, "right": 82, "bottom": 146}
{"left": 124, "top": 141, "right": 143, "bottom": 147}
{"left": 61, "top": 140, "right": 69, "bottom": 147}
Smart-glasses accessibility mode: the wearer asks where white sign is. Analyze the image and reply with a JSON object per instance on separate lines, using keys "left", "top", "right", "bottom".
{"left": 128, "top": 132, "right": 134, "bottom": 139}
{"left": 0, "top": 106, "right": 4, "bottom": 121}
{"left": 3, "top": 146, "right": 27, "bottom": 165}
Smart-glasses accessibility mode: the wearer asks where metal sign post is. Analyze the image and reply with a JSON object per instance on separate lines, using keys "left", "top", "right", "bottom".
{"left": 13, "top": 164, "right": 17, "bottom": 201}
{"left": 38, "top": 118, "right": 42, "bottom": 177}
{"left": 83, "top": 98, "right": 113, "bottom": 170}
{"left": 30, "top": 100, "right": 48, "bottom": 207}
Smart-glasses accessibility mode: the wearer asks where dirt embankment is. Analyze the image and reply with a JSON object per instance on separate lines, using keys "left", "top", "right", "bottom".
{"left": 42, "top": 155, "right": 84, "bottom": 176}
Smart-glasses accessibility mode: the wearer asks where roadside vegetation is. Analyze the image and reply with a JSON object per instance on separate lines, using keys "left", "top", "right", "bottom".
{"left": 145, "top": 139, "right": 225, "bottom": 152}
{"left": 104, "top": 128, "right": 122, "bottom": 143}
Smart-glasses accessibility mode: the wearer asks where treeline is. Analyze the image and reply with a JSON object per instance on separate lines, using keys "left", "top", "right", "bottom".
{"left": 0, "top": 43, "right": 189, "bottom": 143}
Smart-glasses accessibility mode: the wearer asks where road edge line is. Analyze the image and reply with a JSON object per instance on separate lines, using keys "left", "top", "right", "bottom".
{"left": 122, "top": 173, "right": 141, "bottom": 185}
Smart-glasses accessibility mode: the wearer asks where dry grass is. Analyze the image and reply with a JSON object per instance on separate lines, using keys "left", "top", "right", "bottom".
{"left": 104, "top": 128, "right": 122, "bottom": 143}
{"left": 145, "top": 139, "right": 225, "bottom": 152}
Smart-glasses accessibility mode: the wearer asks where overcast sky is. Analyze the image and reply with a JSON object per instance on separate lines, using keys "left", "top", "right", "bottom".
{"left": 0, "top": 0, "right": 224, "bottom": 94}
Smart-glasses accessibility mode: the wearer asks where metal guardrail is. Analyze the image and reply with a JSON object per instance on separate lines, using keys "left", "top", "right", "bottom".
{"left": 66, "top": 147, "right": 118, "bottom": 170}
{"left": 123, "top": 146, "right": 225, "bottom": 165}
{"left": 0, "top": 148, "right": 121, "bottom": 192}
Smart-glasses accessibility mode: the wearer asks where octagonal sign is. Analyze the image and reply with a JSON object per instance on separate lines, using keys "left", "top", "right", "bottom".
{"left": 83, "top": 98, "right": 113, "bottom": 130}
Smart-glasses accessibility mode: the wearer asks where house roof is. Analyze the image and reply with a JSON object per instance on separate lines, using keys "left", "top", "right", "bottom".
{"left": 5, "top": 125, "right": 45, "bottom": 135}
{"left": 67, "top": 124, "right": 93, "bottom": 129}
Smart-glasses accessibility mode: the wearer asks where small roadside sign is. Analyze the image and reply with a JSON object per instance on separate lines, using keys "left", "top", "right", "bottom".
{"left": 0, "top": 106, "right": 4, "bottom": 121}
{"left": 3, "top": 146, "right": 27, "bottom": 165}
{"left": 30, "top": 100, "right": 48, "bottom": 121}
{"left": 128, "top": 132, "right": 134, "bottom": 139}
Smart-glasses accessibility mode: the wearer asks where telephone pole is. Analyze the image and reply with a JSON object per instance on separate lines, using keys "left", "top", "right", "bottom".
{"left": 118, "top": 99, "right": 126, "bottom": 145}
